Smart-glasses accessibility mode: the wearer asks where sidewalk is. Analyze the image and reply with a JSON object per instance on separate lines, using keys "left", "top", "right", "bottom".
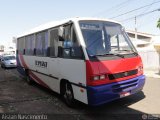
{"left": 144, "top": 70, "right": 160, "bottom": 78}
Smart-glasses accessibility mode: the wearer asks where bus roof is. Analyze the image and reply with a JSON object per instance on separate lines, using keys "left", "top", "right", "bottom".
{"left": 17, "top": 17, "right": 121, "bottom": 38}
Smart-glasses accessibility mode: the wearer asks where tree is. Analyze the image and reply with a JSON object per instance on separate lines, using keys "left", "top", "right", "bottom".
{"left": 157, "top": 18, "right": 160, "bottom": 29}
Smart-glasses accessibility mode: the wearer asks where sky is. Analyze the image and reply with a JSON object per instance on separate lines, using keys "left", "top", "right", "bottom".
{"left": 0, "top": 0, "right": 160, "bottom": 46}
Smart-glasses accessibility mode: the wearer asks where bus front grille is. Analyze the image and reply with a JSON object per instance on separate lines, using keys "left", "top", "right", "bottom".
{"left": 112, "top": 79, "right": 138, "bottom": 93}
{"left": 108, "top": 69, "right": 138, "bottom": 80}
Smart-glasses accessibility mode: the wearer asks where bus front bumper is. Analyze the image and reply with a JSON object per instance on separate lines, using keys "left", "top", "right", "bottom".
{"left": 87, "top": 75, "right": 145, "bottom": 106}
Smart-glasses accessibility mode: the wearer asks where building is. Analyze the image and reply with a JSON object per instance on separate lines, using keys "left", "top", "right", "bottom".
{"left": 0, "top": 41, "right": 16, "bottom": 56}
{"left": 4, "top": 46, "right": 16, "bottom": 55}
{"left": 0, "top": 45, "right": 4, "bottom": 55}
{"left": 126, "top": 30, "right": 154, "bottom": 50}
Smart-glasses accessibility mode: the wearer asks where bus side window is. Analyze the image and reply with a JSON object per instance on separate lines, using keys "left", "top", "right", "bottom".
{"left": 17, "top": 37, "right": 25, "bottom": 55}
{"left": 25, "top": 35, "right": 35, "bottom": 55}
{"left": 70, "top": 27, "right": 84, "bottom": 59}
{"left": 60, "top": 25, "right": 71, "bottom": 58}
{"left": 49, "top": 29, "right": 58, "bottom": 57}
{"left": 60, "top": 25, "right": 83, "bottom": 59}
{"left": 35, "top": 31, "right": 48, "bottom": 57}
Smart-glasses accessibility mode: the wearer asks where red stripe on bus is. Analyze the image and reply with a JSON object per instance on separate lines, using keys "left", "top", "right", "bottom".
{"left": 19, "top": 54, "right": 50, "bottom": 89}
{"left": 29, "top": 71, "right": 50, "bottom": 89}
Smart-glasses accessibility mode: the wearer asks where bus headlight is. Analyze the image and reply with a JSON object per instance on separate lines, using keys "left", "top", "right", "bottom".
{"left": 93, "top": 76, "right": 99, "bottom": 81}
{"left": 100, "top": 75, "right": 105, "bottom": 80}
{"left": 92, "top": 74, "right": 106, "bottom": 81}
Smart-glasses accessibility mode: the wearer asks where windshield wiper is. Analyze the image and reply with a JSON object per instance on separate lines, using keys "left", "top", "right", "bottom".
{"left": 119, "top": 50, "right": 139, "bottom": 56}
{"left": 114, "top": 50, "right": 139, "bottom": 56}
{"left": 132, "top": 52, "right": 138, "bottom": 56}
{"left": 92, "top": 53, "right": 125, "bottom": 58}
{"left": 105, "top": 53, "right": 125, "bottom": 58}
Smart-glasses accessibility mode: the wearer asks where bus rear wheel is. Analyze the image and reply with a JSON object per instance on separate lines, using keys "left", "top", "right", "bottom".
{"left": 62, "top": 82, "right": 75, "bottom": 107}
{"left": 25, "top": 70, "right": 33, "bottom": 85}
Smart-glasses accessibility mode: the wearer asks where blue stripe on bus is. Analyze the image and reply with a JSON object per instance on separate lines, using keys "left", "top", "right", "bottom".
{"left": 87, "top": 75, "right": 145, "bottom": 106}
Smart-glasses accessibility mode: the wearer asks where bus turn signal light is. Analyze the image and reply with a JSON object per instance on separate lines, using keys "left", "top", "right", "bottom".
{"left": 138, "top": 66, "right": 143, "bottom": 73}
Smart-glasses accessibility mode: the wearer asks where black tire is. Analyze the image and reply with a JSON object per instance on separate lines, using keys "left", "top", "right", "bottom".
{"left": 26, "top": 70, "right": 33, "bottom": 85}
{"left": 62, "top": 82, "right": 75, "bottom": 107}
{"left": 3, "top": 64, "right": 6, "bottom": 69}
{"left": 4, "top": 65, "right": 6, "bottom": 69}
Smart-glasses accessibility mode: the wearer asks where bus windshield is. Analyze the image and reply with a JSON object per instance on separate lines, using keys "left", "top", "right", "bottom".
{"left": 79, "top": 21, "right": 137, "bottom": 57}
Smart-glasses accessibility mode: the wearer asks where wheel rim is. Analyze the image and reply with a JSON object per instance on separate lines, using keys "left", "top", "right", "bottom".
{"left": 64, "top": 83, "right": 73, "bottom": 104}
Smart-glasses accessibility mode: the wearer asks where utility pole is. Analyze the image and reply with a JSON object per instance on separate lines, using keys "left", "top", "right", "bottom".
{"left": 135, "top": 16, "right": 137, "bottom": 41}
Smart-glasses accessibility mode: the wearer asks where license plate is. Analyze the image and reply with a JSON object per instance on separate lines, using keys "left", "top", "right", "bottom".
{"left": 120, "top": 92, "right": 131, "bottom": 98}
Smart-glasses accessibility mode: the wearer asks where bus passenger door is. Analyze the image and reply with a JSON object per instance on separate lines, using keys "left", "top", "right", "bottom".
{"left": 58, "top": 25, "right": 88, "bottom": 104}
{"left": 48, "top": 28, "right": 60, "bottom": 93}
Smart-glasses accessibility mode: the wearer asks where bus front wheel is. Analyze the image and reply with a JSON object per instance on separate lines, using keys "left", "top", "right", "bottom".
{"left": 62, "top": 82, "right": 75, "bottom": 107}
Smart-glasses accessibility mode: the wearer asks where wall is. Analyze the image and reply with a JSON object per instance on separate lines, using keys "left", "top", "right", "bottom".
{"left": 136, "top": 35, "right": 160, "bottom": 71}
{"left": 138, "top": 50, "right": 159, "bottom": 71}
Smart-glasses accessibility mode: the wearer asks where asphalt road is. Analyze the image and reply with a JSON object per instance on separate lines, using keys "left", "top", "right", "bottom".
{"left": 0, "top": 67, "right": 160, "bottom": 120}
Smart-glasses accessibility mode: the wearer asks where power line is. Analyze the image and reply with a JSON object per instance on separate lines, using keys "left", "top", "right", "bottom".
{"left": 137, "top": 0, "right": 156, "bottom": 28}
{"left": 92, "top": 0, "right": 133, "bottom": 17}
{"left": 110, "top": 0, "right": 160, "bottom": 19}
{"left": 120, "top": 8, "right": 160, "bottom": 22}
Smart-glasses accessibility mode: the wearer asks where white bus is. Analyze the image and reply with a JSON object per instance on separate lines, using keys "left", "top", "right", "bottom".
{"left": 16, "top": 18, "right": 145, "bottom": 107}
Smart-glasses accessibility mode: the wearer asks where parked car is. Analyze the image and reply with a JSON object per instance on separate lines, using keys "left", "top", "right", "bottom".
{"left": 1, "top": 55, "right": 17, "bottom": 68}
